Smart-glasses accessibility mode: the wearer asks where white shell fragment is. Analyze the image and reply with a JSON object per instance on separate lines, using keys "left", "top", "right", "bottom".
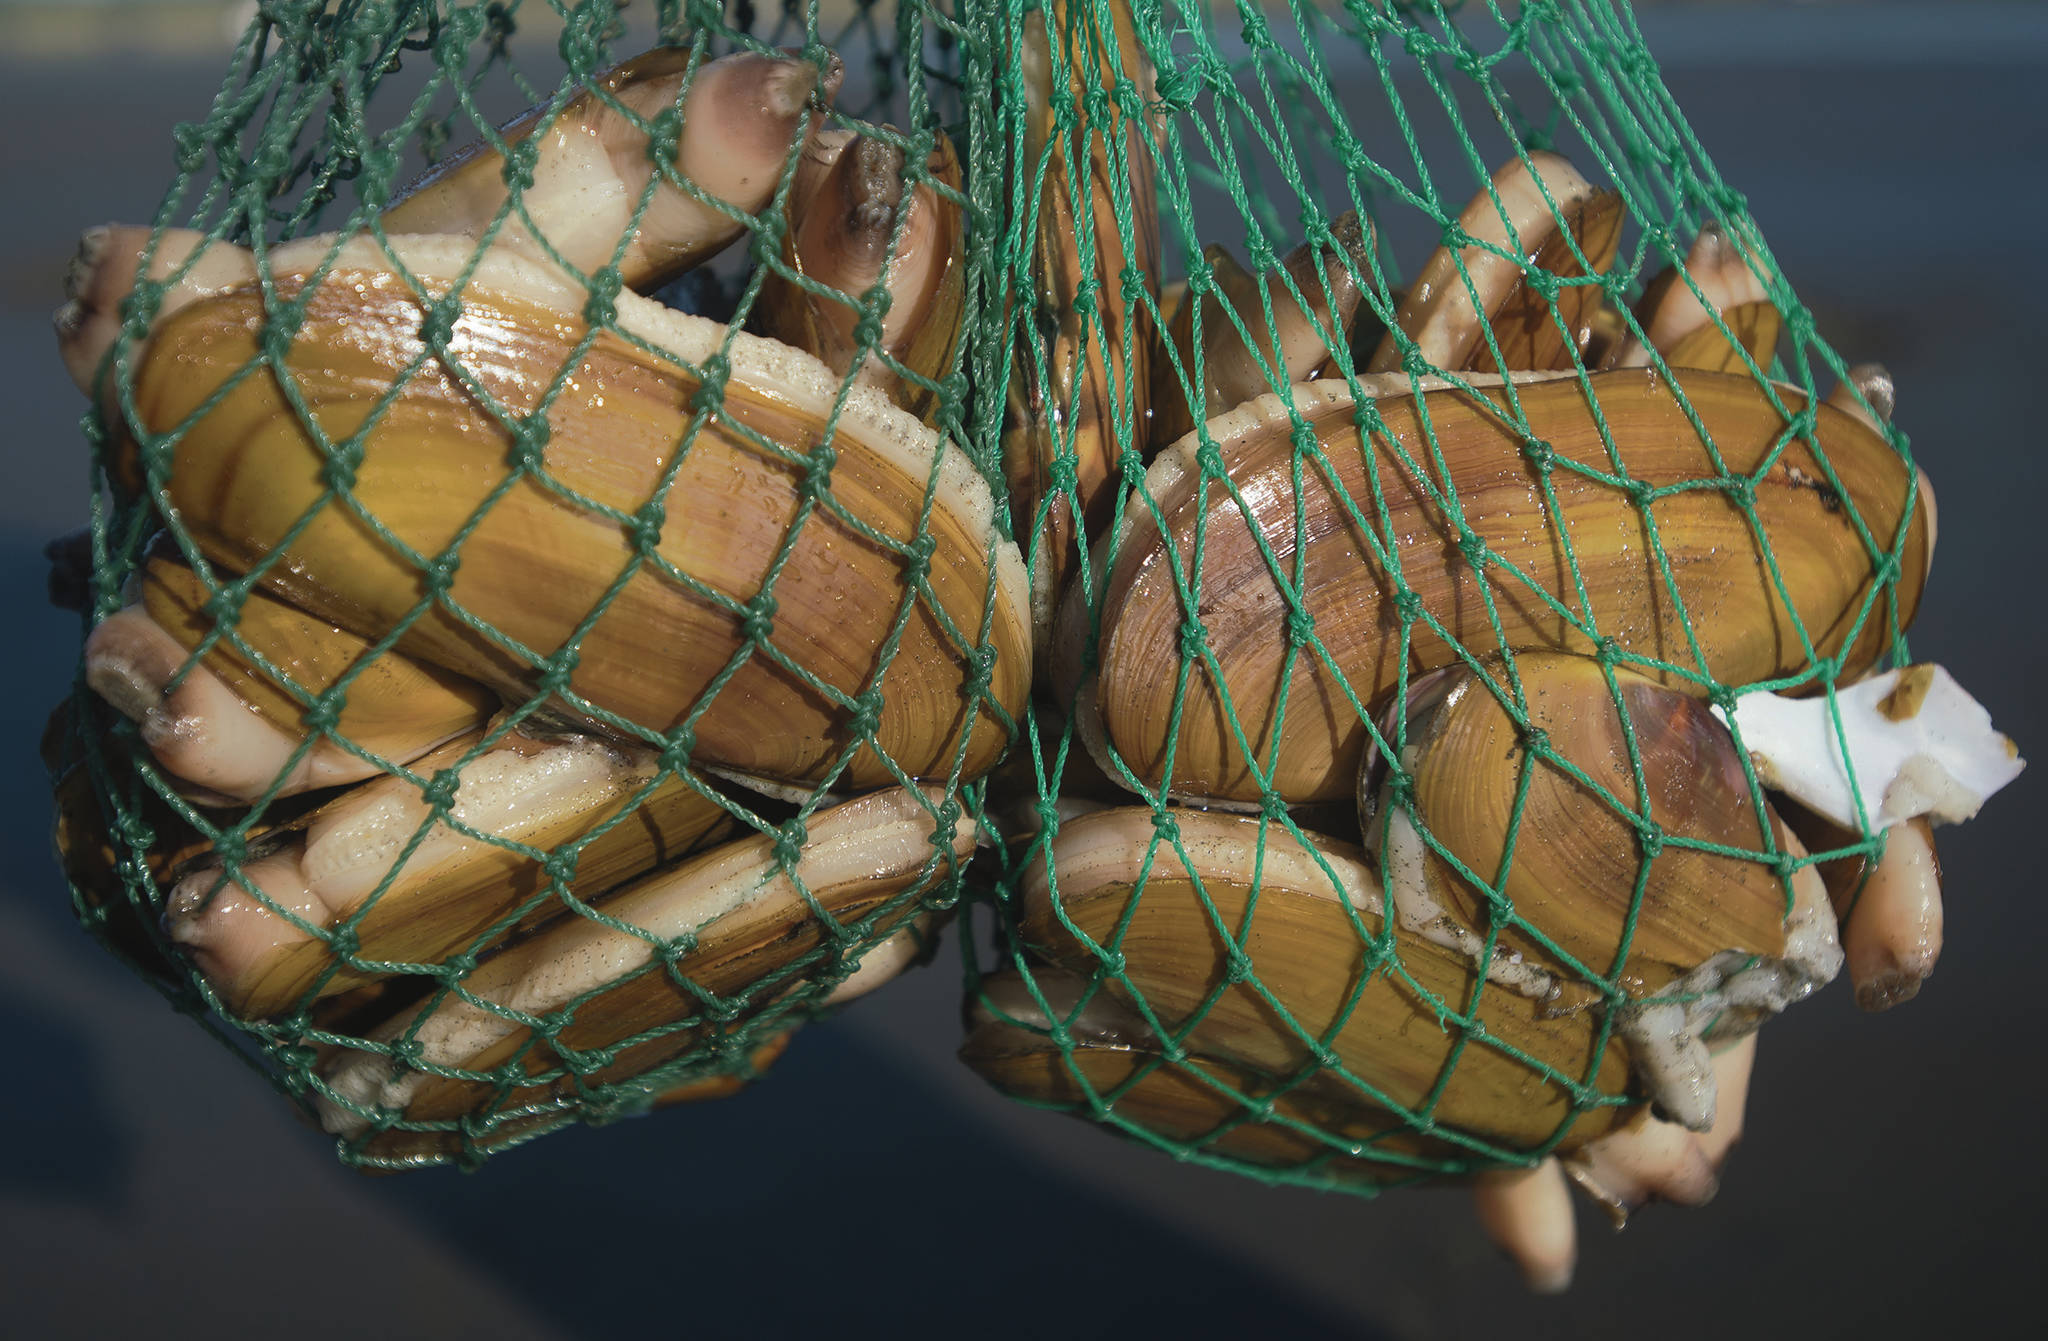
{"left": 1719, "top": 665, "right": 2024, "bottom": 831}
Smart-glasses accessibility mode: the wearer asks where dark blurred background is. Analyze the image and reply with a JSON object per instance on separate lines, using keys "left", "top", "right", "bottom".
{"left": 2, "top": 1, "right": 2042, "bottom": 1337}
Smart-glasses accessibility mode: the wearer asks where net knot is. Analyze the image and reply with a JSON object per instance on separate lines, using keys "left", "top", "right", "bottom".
{"left": 1148, "top": 810, "right": 1179, "bottom": 843}
{"left": 421, "top": 555, "right": 457, "bottom": 598}
{"left": 301, "top": 694, "right": 342, "bottom": 733}
{"left": 172, "top": 122, "right": 208, "bottom": 173}
{"left": 539, "top": 850, "right": 579, "bottom": 888}
{"left": 739, "top": 594, "right": 777, "bottom": 645}
{"left": 802, "top": 441, "right": 839, "bottom": 499}
{"left": 1284, "top": 607, "right": 1316, "bottom": 647}
{"left": 1044, "top": 451, "right": 1078, "bottom": 494}
{"left": 418, "top": 296, "right": 462, "bottom": 352}
{"left": 358, "top": 147, "right": 402, "bottom": 209}
{"left": 844, "top": 689, "right": 884, "bottom": 740}
{"left": 1151, "top": 62, "right": 1203, "bottom": 114}
{"left": 658, "top": 728, "right": 695, "bottom": 774}
{"left": 260, "top": 304, "right": 305, "bottom": 363}
{"left": 1392, "top": 587, "right": 1425, "bottom": 626}
{"left": 852, "top": 302, "right": 888, "bottom": 353}
{"left": 1456, "top": 529, "right": 1490, "bottom": 570}
{"left": 772, "top": 820, "right": 808, "bottom": 871}
{"left": 581, "top": 269, "right": 622, "bottom": 328}
{"left": 420, "top": 766, "right": 462, "bottom": 812}
{"left": 1522, "top": 437, "right": 1555, "bottom": 474}
{"left": 630, "top": 500, "right": 665, "bottom": 553}
{"left": 1222, "top": 951, "right": 1255, "bottom": 985}
{"left": 1636, "top": 821, "right": 1666, "bottom": 860}
{"left": 963, "top": 642, "right": 997, "bottom": 697}
{"left": 1721, "top": 474, "right": 1754, "bottom": 509}
{"left": 507, "top": 416, "right": 549, "bottom": 473}
{"left": 1178, "top": 618, "right": 1206, "bottom": 662}
{"left": 901, "top": 531, "right": 935, "bottom": 584}
{"left": 210, "top": 831, "right": 248, "bottom": 868}
{"left": 690, "top": 355, "right": 731, "bottom": 416}
{"left": 536, "top": 647, "right": 579, "bottom": 693}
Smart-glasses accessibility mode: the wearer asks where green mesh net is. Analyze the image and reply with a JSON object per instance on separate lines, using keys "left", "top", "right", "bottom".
{"left": 963, "top": 0, "right": 1922, "bottom": 1195}
{"left": 51, "top": 0, "right": 1018, "bottom": 1171}
{"left": 49, "top": 0, "right": 1924, "bottom": 1187}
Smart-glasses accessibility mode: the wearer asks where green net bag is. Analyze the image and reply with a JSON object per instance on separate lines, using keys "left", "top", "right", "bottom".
{"left": 961, "top": 0, "right": 1950, "bottom": 1210}
{"left": 48, "top": 0, "right": 1027, "bottom": 1170}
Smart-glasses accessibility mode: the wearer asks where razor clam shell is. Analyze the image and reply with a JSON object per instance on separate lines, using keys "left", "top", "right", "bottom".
{"left": 756, "top": 130, "right": 965, "bottom": 424}
{"left": 1077, "top": 368, "right": 1928, "bottom": 803}
{"left": 964, "top": 966, "right": 1472, "bottom": 1185}
{"left": 166, "top": 726, "right": 733, "bottom": 1019}
{"left": 122, "top": 234, "right": 1029, "bottom": 790}
{"left": 1019, "top": 808, "right": 1637, "bottom": 1153}
{"left": 318, "top": 784, "right": 972, "bottom": 1160}
{"left": 1151, "top": 212, "right": 1374, "bottom": 447}
{"left": 383, "top": 47, "right": 841, "bottom": 290}
{"left": 139, "top": 549, "right": 495, "bottom": 774}
{"left": 1615, "top": 224, "right": 1780, "bottom": 374}
{"left": 1370, "top": 153, "right": 1622, "bottom": 375}
{"left": 1003, "top": 0, "right": 1163, "bottom": 645}
{"left": 1371, "top": 653, "right": 1791, "bottom": 999}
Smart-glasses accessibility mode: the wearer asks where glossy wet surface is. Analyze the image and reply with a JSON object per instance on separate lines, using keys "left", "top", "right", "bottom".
{"left": 2, "top": 3, "right": 2042, "bottom": 1336}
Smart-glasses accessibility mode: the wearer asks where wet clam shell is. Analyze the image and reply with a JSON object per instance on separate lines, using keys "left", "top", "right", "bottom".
{"left": 963, "top": 966, "right": 1465, "bottom": 1185}
{"left": 1369, "top": 152, "right": 1623, "bottom": 375}
{"left": 137, "top": 549, "right": 495, "bottom": 782}
{"left": 1075, "top": 368, "right": 1929, "bottom": 804}
{"left": 1019, "top": 808, "right": 1637, "bottom": 1154}
{"left": 1366, "top": 654, "right": 1791, "bottom": 998}
{"left": 318, "top": 784, "right": 972, "bottom": 1162}
{"left": 1003, "top": 0, "right": 1163, "bottom": 642}
{"left": 166, "top": 725, "right": 735, "bottom": 1019}
{"left": 122, "top": 235, "right": 1030, "bottom": 790}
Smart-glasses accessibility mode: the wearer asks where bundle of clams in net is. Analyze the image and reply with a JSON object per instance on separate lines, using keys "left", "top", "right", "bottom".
{"left": 45, "top": 0, "right": 2023, "bottom": 1288}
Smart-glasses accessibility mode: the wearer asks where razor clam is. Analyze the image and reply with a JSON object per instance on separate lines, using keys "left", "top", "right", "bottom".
{"left": 963, "top": 966, "right": 1460, "bottom": 1183}
{"left": 318, "top": 785, "right": 972, "bottom": 1161}
{"left": 1471, "top": 1160, "right": 1576, "bottom": 1293}
{"left": 1003, "top": 0, "right": 1163, "bottom": 643}
{"left": 383, "top": 46, "right": 843, "bottom": 289}
{"left": 755, "top": 129, "right": 965, "bottom": 422}
{"left": 1779, "top": 800, "right": 1943, "bottom": 1012}
{"left": 1359, "top": 654, "right": 1793, "bottom": 1003}
{"left": 648, "top": 1027, "right": 796, "bottom": 1109}
{"left": 1360, "top": 654, "right": 1843, "bottom": 1128}
{"left": 1150, "top": 211, "right": 1376, "bottom": 447}
{"left": 55, "top": 225, "right": 256, "bottom": 402}
{"left": 1610, "top": 222, "right": 1780, "bottom": 374}
{"left": 165, "top": 725, "right": 733, "bottom": 1019}
{"left": 1559, "top": 1033, "right": 1758, "bottom": 1227}
{"left": 1071, "top": 368, "right": 1929, "bottom": 804}
{"left": 1019, "top": 807, "right": 1639, "bottom": 1153}
{"left": 119, "top": 234, "right": 1030, "bottom": 789}
{"left": 1369, "top": 152, "right": 1623, "bottom": 375}
{"left": 85, "top": 550, "right": 495, "bottom": 803}
{"left": 45, "top": 697, "right": 259, "bottom": 988}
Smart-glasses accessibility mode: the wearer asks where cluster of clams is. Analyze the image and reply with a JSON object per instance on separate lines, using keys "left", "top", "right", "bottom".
{"left": 51, "top": 41, "right": 1019, "bottom": 1163}
{"left": 965, "top": 0, "right": 2020, "bottom": 1290}
{"left": 46, "top": 5, "right": 2021, "bottom": 1286}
